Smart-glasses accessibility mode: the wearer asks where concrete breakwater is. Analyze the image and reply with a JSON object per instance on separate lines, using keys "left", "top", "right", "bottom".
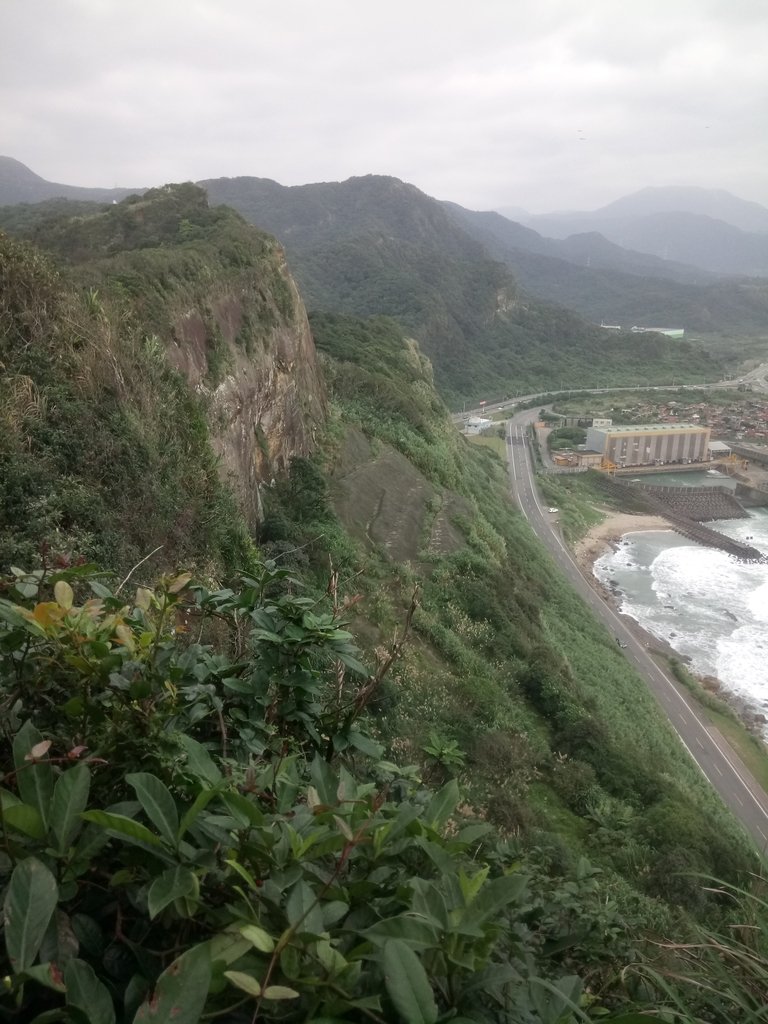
{"left": 632, "top": 483, "right": 748, "bottom": 522}
{"left": 601, "top": 477, "right": 766, "bottom": 563}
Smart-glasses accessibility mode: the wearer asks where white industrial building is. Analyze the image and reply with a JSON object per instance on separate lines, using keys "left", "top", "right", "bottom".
{"left": 463, "top": 416, "right": 493, "bottom": 436}
{"left": 584, "top": 423, "right": 711, "bottom": 467}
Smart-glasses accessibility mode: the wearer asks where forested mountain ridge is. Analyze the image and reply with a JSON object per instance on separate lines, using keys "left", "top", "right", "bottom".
{"left": 200, "top": 173, "right": 721, "bottom": 405}
{"left": 4, "top": 160, "right": 763, "bottom": 395}
{"left": 447, "top": 202, "right": 768, "bottom": 337}
{"left": 444, "top": 201, "right": 717, "bottom": 285}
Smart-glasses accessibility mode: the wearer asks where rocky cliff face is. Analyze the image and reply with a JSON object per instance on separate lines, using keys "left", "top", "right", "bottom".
{"left": 34, "top": 183, "right": 328, "bottom": 530}
{"left": 168, "top": 247, "right": 326, "bottom": 529}
{"left": 0, "top": 187, "right": 328, "bottom": 572}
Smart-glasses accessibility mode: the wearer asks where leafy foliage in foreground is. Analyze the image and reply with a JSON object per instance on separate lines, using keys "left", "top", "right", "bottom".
{"left": 2, "top": 563, "right": 764, "bottom": 1024}
{"left": 0, "top": 561, "right": 634, "bottom": 1023}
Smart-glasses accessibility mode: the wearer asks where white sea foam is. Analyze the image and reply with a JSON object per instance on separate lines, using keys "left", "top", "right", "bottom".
{"left": 594, "top": 509, "right": 768, "bottom": 731}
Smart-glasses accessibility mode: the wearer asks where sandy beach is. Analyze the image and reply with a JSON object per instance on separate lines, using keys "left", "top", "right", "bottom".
{"left": 573, "top": 512, "right": 688, "bottom": 664}
{"left": 573, "top": 512, "right": 672, "bottom": 573}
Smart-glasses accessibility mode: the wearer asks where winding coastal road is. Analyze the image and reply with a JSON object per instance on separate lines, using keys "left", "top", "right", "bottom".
{"left": 505, "top": 407, "right": 768, "bottom": 855}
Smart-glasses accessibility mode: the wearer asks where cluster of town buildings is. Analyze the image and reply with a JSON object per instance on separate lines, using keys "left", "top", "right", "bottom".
{"left": 541, "top": 393, "right": 768, "bottom": 469}
{"left": 611, "top": 396, "right": 768, "bottom": 444}
{"left": 463, "top": 393, "right": 768, "bottom": 471}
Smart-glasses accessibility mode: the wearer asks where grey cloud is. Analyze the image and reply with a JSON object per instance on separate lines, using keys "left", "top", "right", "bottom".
{"left": 0, "top": 0, "right": 766, "bottom": 211}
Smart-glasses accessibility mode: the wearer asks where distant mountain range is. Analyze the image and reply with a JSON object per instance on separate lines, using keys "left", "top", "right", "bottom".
{"left": 2, "top": 157, "right": 767, "bottom": 396}
{"left": 508, "top": 186, "right": 768, "bottom": 277}
{"left": 196, "top": 174, "right": 768, "bottom": 342}
{"left": 3, "top": 156, "right": 768, "bottom": 278}
{"left": 0, "top": 164, "right": 726, "bottom": 405}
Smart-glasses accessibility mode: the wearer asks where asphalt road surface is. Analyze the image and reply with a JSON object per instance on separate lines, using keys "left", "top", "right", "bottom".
{"left": 505, "top": 408, "right": 768, "bottom": 855}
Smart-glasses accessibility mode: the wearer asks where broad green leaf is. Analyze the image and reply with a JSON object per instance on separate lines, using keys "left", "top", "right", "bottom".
{"left": 13, "top": 721, "right": 54, "bottom": 830}
{"left": 381, "top": 939, "right": 438, "bottom": 1024}
{"left": 39, "top": 909, "right": 78, "bottom": 969}
{"left": 80, "top": 810, "right": 164, "bottom": 851}
{"left": 4, "top": 857, "right": 59, "bottom": 973}
{"left": 471, "top": 873, "right": 527, "bottom": 925}
{"left": 239, "top": 923, "right": 275, "bottom": 953}
{"left": 208, "top": 930, "right": 253, "bottom": 967}
{"left": 347, "top": 730, "right": 383, "bottom": 758}
{"left": 22, "top": 958, "right": 67, "bottom": 991}
{"left": 459, "top": 865, "right": 490, "bottom": 904}
{"left": 456, "top": 823, "right": 494, "bottom": 845}
{"left": 336, "top": 650, "right": 369, "bottom": 676}
{"left": 310, "top": 754, "right": 339, "bottom": 807}
{"left": 224, "top": 970, "right": 261, "bottom": 997}
{"left": 65, "top": 958, "right": 116, "bottom": 1024}
{"left": 529, "top": 975, "right": 583, "bottom": 1024}
{"left": 315, "top": 938, "right": 348, "bottom": 975}
{"left": 424, "top": 778, "right": 459, "bottom": 829}
{"left": 22, "top": 962, "right": 67, "bottom": 992}
{"left": 263, "top": 985, "right": 300, "bottom": 999}
{"left": 0, "top": 598, "right": 37, "bottom": 630}
{"left": 412, "top": 836, "right": 454, "bottom": 875}
{"left": 410, "top": 888, "right": 449, "bottom": 934}
{"left": 126, "top": 773, "right": 179, "bottom": 846}
{"left": 220, "top": 791, "right": 264, "bottom": 827}
{"left": 3, "top": 802, "right": 46, "bottom": 839}
{"left": 285, "top": 880, "right": 323, "bottom": 936}
{"left": 176, "top": 734, "right": 222, "bottom": 786}
{"left": 123, "top": 974, "right": 149, "bottom": 1022}
{"left": 67, "top": 823, "right": 112, "bottom": 876}
{"left": 177, "top": 787, "right": 219, "bottom": 841}
{"left": 70, "top": 914, "right": 103, "bottom": 957}
{"left": 133, "top": 943, "right": 211, "bottom": 1023}
{"left": 321, "top": 901, "right": 349, "bottom": 928}
{"left": 364, "top": 916, "right": 439, "bottom": 950}
{"left": 51, "top": 763, "right": 90, "bottom": 853}
{"left": 147, "top": 866, "right": 197, "bottom": 919}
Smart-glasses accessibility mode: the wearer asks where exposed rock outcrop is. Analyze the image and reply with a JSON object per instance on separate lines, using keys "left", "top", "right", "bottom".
{"left": 168, "top": 252, "right": 326, "bottom": 529}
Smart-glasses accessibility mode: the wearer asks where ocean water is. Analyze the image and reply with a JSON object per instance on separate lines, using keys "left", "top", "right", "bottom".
{"left": 594, "top": 508, "right": 768, "bottom": 723}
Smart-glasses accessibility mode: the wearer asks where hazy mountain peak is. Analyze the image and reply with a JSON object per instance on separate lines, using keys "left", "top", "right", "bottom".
{"left": 0, "top": 155, "right": 142, "bottom": 205}
{"left": 596, "top": 185, "right": 768, "bottom": 234}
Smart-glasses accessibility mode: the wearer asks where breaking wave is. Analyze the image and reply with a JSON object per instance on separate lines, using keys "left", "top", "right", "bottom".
{"left": 594, "top": 510, "right": 768, "bottom": 726}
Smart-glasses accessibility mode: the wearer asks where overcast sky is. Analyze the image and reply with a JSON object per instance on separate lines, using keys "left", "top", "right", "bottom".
{"left": 1, "top": 0, "right": 766, "bottom": 213}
